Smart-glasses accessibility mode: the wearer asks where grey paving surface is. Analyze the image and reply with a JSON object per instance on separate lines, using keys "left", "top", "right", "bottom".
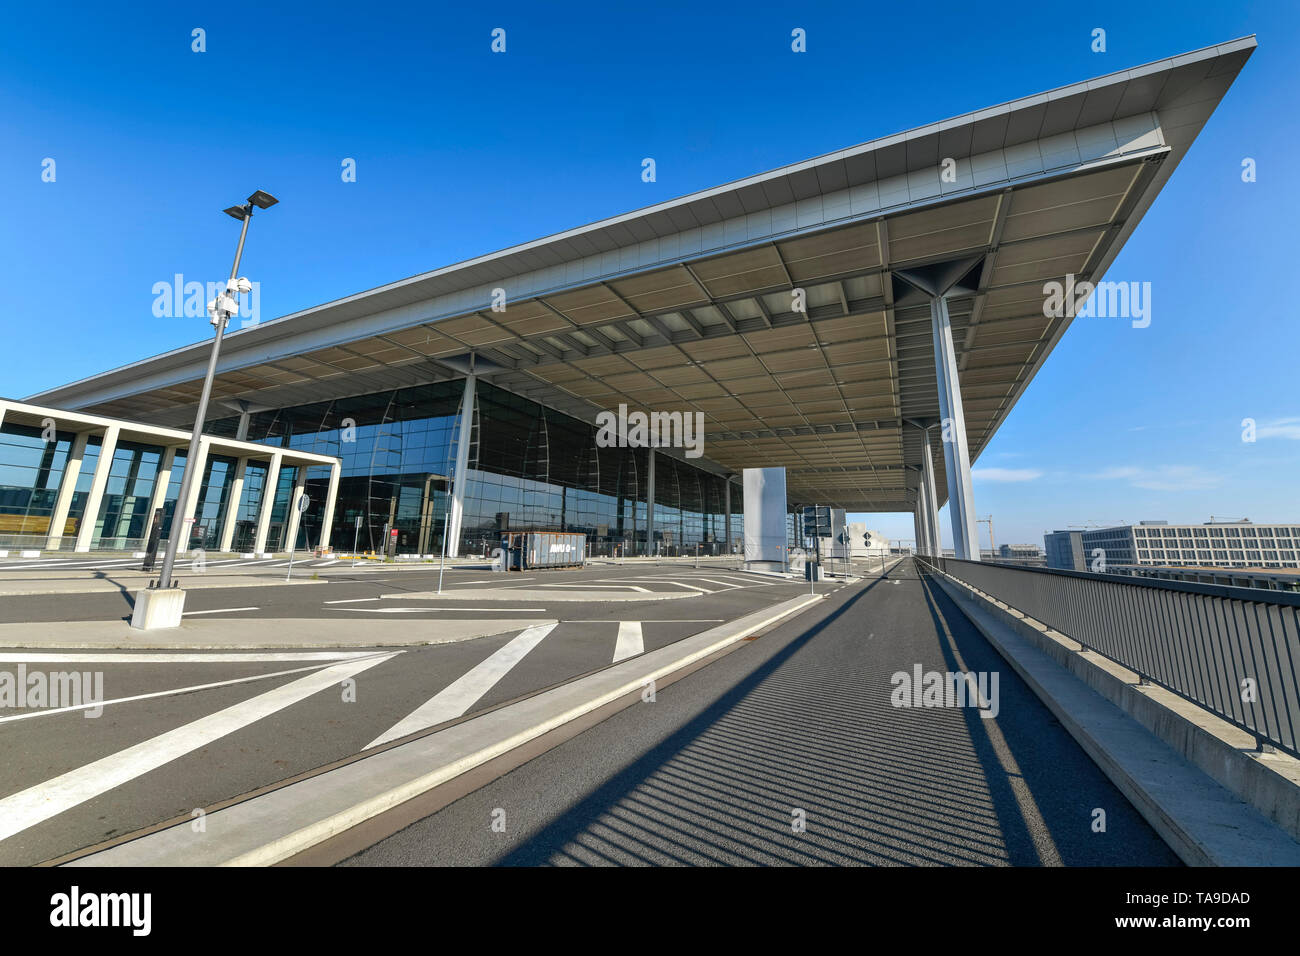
{"left": 342, "top": 560, "right": 1182, "bottom": 867}
{"left": 0, "top": 564, "right": 817, "bottom": 865}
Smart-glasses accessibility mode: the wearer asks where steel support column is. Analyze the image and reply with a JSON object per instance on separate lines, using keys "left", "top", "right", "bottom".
{"left": 914, "top": 478, "right": 932, "bottom": 557}
{"left": 723, "top": 475, "right": 732, "bottom": 555}
{"left": 645, "top": 448, "right": 656, "bottom": 557}
{"left": 446, "top": 375, "right": 476, "bottom": 559}
{"left": 930, "top": 295, "right": 980, "bottom": 560}
{"left": 919, "top": 428, "right": 942, "bottom": 557}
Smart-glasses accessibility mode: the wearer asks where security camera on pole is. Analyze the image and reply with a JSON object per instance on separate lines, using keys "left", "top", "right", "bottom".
{"left": 130, "top": 191, "right": 278, "bottom": 630}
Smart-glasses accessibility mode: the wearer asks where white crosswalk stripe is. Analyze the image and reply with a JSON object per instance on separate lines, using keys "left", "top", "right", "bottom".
{"left": 612, "top": 621, "right": 643, "bottom": 662}
{"left": 0, "top": 654, "right": 395, "bottom": 844}
{"left": 366, "top": 623, "right": 557, "bottom": 748}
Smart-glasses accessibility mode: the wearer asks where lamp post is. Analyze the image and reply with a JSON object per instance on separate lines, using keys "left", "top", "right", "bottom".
{"left": 131, "top": 191, "right": 277, "bottom": 629}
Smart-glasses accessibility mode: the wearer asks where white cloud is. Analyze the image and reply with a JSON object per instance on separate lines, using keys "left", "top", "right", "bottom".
{"left": 972, "top": 467, "right": 1042, "bottom": 483}
{"left": 1257, "top": 417, "right": 1300, "bottom": 440}
{"left": 1091, "top": 464, "right": 1221, "bottom": 492}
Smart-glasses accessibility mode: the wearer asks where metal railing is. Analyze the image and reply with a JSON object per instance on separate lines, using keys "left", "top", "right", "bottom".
{"left": 917, "top": 556, "right": 1300, "bottom": 757}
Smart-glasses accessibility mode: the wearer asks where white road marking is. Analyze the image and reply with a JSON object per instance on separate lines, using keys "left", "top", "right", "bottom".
{"left": 181, "top": 607, "right": 260, "bottom": 616}
{"left": 0, "top": 651, "right": 384, "bottom": 663}
{"left": 323, "top": 597, "right": 380, "bottom": 605}
{"left": 439, "top": 578, "right": 532, "bottom": 586}
{"left": 0, "top": 653, "right": 398, "bottom": 723}
{"left": 331, "top": 607, "right": 547, "bottom": 613}
{"left": 612, "top": 621, "right": 643, "bottom": 663}
{"left": 0, "top": 559, "right": 135, "bottom": 571}
{"left": 538, "top": 584, "right": 650, "bottom": 592}
{"left": 366, "top": 623, "right": 557, "bottom": 748}
{"left": 0, "top": 654, "right": 395, "bottom": 843}
{"left": 560, "top": 619, "right": 724, "bottom": 624}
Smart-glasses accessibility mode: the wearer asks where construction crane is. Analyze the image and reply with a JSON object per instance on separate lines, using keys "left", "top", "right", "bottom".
{"left": 976, "top": 515, "right": 995, "bottom": 555}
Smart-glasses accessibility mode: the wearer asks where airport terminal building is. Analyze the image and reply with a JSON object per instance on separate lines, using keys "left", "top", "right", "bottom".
{"left": 2, "top": 39, "right": 1254, "bottom": 560}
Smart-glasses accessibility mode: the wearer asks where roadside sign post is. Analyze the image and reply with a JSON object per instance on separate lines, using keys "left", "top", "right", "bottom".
{"left": 141, "top": 507, "right": 164, "bottom": 574}
{"left": 352, "top": 515, "right": 361, "bottom": 567}
{"left": 801, "top": 505, "right": 832, "bottom": 588}
{"left": 285, "top": 493, "right": 309, "bottom": 582}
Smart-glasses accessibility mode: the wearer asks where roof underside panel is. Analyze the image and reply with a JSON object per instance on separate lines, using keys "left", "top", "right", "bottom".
{"left": 29, "top": 39, "right": 1255, "bottom": 513}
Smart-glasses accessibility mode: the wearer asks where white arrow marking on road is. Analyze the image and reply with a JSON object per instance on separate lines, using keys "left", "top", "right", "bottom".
{"left": 366, "top": 623, "right": 557, "bottom": 748}
{"left": 0, "top": 654, "right": 396, "bottom": 844}
{"left": 612, "top": 621, "right": 643, "bottom": 663}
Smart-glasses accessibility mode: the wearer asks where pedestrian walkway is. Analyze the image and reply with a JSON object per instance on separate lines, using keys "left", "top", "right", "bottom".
{"left": 342, "top": 561, "right": 1182, "bottom": 866}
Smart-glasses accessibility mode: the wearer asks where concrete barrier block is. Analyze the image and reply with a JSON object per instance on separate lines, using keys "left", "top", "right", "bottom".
{"left": 130, "top": 587, "right": 186, "bottom": 630}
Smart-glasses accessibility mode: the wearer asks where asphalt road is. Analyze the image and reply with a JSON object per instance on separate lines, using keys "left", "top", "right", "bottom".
{"left": 0, "top": 563, "right": 820, "bottom": 865}
{"left": 0, "top": 559, "right": 803, "bottom": 622}
{"left": 342, "top": 560, "right": 1182, "bottom": 866}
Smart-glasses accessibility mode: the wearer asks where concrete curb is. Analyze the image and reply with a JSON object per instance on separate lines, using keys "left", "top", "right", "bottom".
{"left": 62, "top": 593, "right": 825, "bottom": 866}
{"left": 927, "top": 570, "right": 1300, "bottom": 866}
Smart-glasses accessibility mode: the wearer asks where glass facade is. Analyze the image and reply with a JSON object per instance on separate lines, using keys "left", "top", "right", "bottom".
{"left": 212, "top": 379, "right": 744, "bottom": 557}
{"left": 0, "top": 377, "right": 752, "bottom": 555}
{"left": 0, "top": 423, "right": 80, "bottom": 548}
{"left": 91, "top": 440, "right": 166, "bottom": 550}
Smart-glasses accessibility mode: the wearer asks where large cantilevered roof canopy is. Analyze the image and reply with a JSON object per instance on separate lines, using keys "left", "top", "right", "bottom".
{"left": 30, "top": 37, "right": 1254, "bottom": 512}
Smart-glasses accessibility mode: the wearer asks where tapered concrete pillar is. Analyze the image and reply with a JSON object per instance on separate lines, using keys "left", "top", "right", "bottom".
{"left": 46, "top": 432, "right": 89, "bottom": 551}
{"left": 283, "top": 468, "right": 308, "bottom": 552}
{"left": 253, "top": 452, "right": 283, "bottom": 554}
{"left": 235, "top": 411, "right": 251, "bottom": 442}
{"left": 74, "top": 425, "right": 121, "bottom": 552}
{"left": 140, "top": 446, "right": 178, "bottom": 546}
{"left": 177, "top": 438, "right": 210, "bottom": 552}
{"left": 931, "top": 295, "right": 980, "bottom": 560}
{"left": 319, "top": 461, "right": 341, "bottom": 552}
{"left": 645, "top": 449, "right": 656, "bottom": 556}
{"left": 218, "top": 457, "right": 248, "bottom": 553}
{"left": 445, "top": 375, "right": 476, "bottom": 559}
{"left": 913, "top": 509, "right": 924, "bottom": 557}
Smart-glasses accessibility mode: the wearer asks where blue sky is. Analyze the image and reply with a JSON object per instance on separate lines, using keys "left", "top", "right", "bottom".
{"left": 2, "top": 1, "right": 1296, "bottom": 547}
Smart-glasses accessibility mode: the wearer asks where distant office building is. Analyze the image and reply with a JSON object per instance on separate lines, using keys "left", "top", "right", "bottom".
{"left": 1044, "top": 530, "right": 1086, "bottom": 571}
{"left": 997, "top": 543, "right": 1045, "bottom": 567}
{"left": 1112, "top": 564, "right": 1300, "bottom": 593}
{"left": 1081, "top": 520, "right": 1300, "bottom": 571}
